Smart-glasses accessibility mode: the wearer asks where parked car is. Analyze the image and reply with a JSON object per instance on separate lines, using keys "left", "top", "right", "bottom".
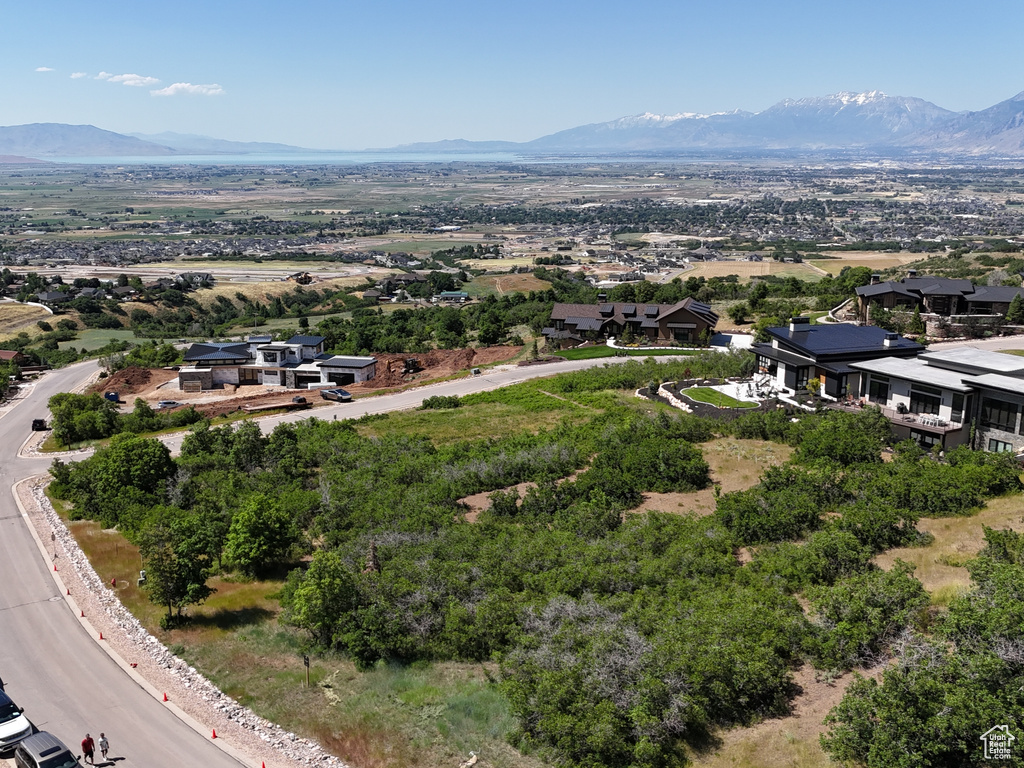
{"left": 103, "top": 391, "right": 119, "bottom": 403}
{"left": 13, "top": 731, "right": 78, "bottom": 768}
{"left": 156, "top": 400, "right": 183, "bottom": 409}
{"left": 292, "top": 396, "right": 307, "bottom": 404}
{"left": 31, "top": 419, "right": 47, "bottom": 432}
{"left": 319, "top": 388, "right": 352, "bottom": 402}
{"left": 0, "top": 690, "right": 33, "bottom": 754}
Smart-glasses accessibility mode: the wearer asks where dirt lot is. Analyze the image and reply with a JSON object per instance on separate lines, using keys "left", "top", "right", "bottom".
{"left": 90, "top": 347, "right": 523, "bottom": 419}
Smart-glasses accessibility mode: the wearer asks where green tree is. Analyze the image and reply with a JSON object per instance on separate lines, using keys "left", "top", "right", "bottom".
{"left": 1007, "top": 293, "right": 1024, "bottom": 325}
{"left": 224, "top": 493, "right": 298, "bottom": 577}
{"left": 138, "top": 507, "right": 215, "bottom": 628}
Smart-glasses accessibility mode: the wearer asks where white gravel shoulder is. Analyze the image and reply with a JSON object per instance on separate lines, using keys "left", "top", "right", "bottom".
{"left": 20, "top": 478, "right": 350, "bottom": 768}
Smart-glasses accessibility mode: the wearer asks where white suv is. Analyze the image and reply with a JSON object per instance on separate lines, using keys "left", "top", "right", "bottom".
{"left": 0, "top": 690, "right": 32, "bottom": 753}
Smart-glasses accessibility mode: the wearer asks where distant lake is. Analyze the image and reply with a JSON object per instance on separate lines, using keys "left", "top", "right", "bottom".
{"left": 44, "top": 151, "right": 691, "bottom": 166}
{"left": 47, "top": 151, "right": 533, "bottom": 165}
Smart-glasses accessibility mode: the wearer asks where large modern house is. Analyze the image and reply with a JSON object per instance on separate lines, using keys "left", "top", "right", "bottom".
{"left": 849, "top": 347, "right": 1024, "bottom": 453}
{"left": 543, "top": 299, "right": 719, "bottom": 348}
{"left": 753, "top": 317, "right": 924, "bottom": 399}
{"left": 179, "top": 334, "right": 376, "bottom": 391}
{"left": 855, "top": 271, "right": 1024, "bottom": 321}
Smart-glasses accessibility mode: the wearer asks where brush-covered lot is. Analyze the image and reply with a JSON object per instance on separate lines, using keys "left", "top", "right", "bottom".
{"left": 49, "top": 353, "right": 1024, "bottom": 768}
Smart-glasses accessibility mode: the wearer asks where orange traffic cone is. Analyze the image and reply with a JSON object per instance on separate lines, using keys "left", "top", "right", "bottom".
{"left": 163, "top": 693, "right": 168, "bottom": 702}
{"left": 54, "top": 564, "right": 58, "bottom": 571}
{"left": 99, "top": 632, "right": 104, "bottom": 640}
{"left": 211, "top": 729, "right": 217, "bottom": 739}
{"left": 66, "top": 588, "right": 70, "bottom": 595}
{"left": 81, "top": 610, "right": 85, "bottom": 617}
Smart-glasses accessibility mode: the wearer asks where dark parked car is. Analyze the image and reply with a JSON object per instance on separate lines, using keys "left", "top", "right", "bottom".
{"left": 31, "top": 419, "right": 47, "bottom": 432}
{"left": 319, "top": 388, "right": 352, "bottom": 402}
{"left": 103, "top": 391, "right": 119, "bottom": 403}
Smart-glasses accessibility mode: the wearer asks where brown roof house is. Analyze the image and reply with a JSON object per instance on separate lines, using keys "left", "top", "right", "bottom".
{"left": 543, "top": 299, "right": 719, "bottom": 348}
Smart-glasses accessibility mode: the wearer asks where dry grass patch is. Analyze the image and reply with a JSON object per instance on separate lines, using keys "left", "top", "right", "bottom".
{"left": 0, "top": 302, "right": 51, "bottom": 339}
{"left": 354, "top": 402, "right": 568, "bottom": 445}
{"left": 465, "top": 273, "right": 552, "bottom": 297}
{"left": 628, "top": 438, "right": 793, "bottom": 517}
{"left": 873, "top": 494, "right": 1024, "bottom": 603}
{"left": 690, "top": 664, "right": 884, "bottom": 768}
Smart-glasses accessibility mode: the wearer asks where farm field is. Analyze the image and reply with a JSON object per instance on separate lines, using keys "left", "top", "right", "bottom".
{"left": 812, "top": 250, "right": 924, "bottom": 277}
{"left": 458, "top": 255, "right": 540, "bottom": 270}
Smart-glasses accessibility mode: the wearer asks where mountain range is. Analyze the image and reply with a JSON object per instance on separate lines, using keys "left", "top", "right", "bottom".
{"left": 2, "top": 90, "right": 1024, "bottom": 159}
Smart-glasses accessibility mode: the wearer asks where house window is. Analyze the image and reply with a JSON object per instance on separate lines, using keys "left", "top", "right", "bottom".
{"left": 951, "top": 393, "right": 965, "bottom": 424}
{"left": 795, "top": 367, "right": 810, "bottom": 390}
{"left": 909, "top": 390, "right": 941, "bottom": 416}
{"left": 987, "top": 438, "right": 1015, "bottom": 454}
{"left": 981, "top": 398, "right": 1019, "bottom": 432}
{"left": 263, "top": 352, "right": 278, "bottom": 364}
{"left": 867, "top": 375, "right": 889, "bottom": 405}
{"left": 757, "top": 355, "right": 777, "bottom": 376}
{"left": 673, "top": 328, "right": 692, "bottom": 342}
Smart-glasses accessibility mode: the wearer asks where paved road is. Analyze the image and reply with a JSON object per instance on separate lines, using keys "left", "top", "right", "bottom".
{"left": 0, "top": 360, "right": 246, "bottom": 768}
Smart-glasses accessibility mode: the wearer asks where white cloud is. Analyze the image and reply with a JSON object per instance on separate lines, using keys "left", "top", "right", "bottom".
{"left": 95, "top": 71, "right": 159, "bottom": 86}
{"left": 35, "top": 66, "right": 54, "bottom": 72}
{"left": 150, "top": 82, "right": 225, "bottom": 97}
{"left": 109, "top": 73, "right": 160, "bottom": 87}
{"left": 70, "top": 72, "right": 88, "bottom": 79}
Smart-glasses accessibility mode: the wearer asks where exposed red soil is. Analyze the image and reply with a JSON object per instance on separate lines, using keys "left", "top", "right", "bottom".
{"left": 87, "top": 366, "right": 178, "bottom": 397}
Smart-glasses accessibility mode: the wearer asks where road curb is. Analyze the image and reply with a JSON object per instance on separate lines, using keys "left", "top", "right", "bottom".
{"left": 11, "top": 476, "right": 252, "bottom": 768}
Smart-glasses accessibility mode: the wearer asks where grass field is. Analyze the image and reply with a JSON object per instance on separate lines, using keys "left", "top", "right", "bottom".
{"left": 57, "top": 328, "right": 139, "bottom": 351}
{"left": 553, "top": 346, "right": 696, "bottom": 361}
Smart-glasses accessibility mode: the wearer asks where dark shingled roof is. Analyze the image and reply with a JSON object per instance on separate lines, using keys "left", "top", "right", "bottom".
{"left": 184, "top": 342, "right": 250, "bottom": 362}
{"left": 963, "top": 286, "right": 1024, "bottom": 303}
{"left": 765, "top": 323, "right": 923, "bottom": 357}
{"left": 286, "top": 335, "right": 326, "bottom": 346}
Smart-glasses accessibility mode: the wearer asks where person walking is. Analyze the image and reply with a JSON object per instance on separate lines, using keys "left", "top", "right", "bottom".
{"left": 98, "top": 733, "right": 109, "bottom": 761}
{"left": 81, "top": 733, "right": 96, "bottom": 765}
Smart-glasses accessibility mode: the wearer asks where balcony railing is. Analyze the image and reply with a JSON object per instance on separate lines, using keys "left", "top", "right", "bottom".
{"left": 829, "top": 400, "right": 965, "bottom": 434}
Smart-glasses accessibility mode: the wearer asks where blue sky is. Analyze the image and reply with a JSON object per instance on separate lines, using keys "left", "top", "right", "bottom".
{"left": 5, "top": 0, "right": 1023, "bottom": 149}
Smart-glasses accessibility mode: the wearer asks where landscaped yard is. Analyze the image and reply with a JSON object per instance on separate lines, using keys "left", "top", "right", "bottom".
{"left": 682, "top": 386, "right": 759, "bottom": 408}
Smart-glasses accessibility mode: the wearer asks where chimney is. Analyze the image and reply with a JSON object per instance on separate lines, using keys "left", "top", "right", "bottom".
{"left": 597, "top": 292, "right": 607, "bottom": 302}
{"left": 883, "top": 332, "right": 899, "bottom": 347}
{"left": 907, "top": 269, "right": 918, "bottom": 278}
{"left": 870, "top": 274, "right": 881, "bottom": 285}
{"left": 789, "top": 316, "right": 811, "bottom": 333}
